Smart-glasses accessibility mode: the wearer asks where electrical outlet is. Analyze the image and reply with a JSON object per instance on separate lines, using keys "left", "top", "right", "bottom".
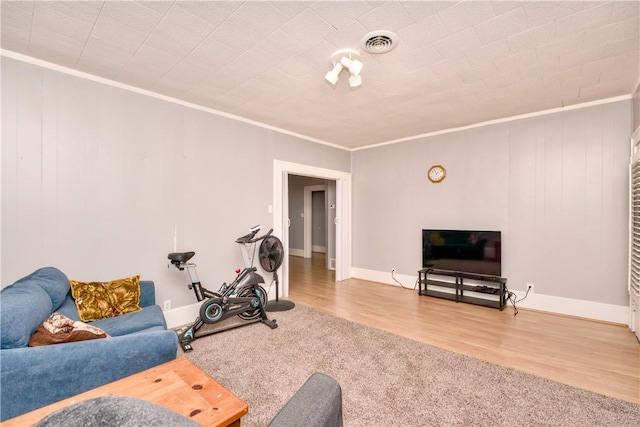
{"left": 163, "top": 300, "right": 171, "bottom": 311}
{"left": 527, "top": 283, "right": 534, "bottom": 294}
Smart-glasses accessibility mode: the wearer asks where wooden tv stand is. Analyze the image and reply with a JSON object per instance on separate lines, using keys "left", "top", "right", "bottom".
{"left": 418, "top": 268, "right": 508, "bottom": 310}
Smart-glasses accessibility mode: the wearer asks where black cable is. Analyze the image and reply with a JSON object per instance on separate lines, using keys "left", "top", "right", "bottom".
{"left": 504, "top": 285, "right": 519, "bottom": 316}
{"left": 504, "top": 285, "right": 532, "bottom": 316}
{"left": 391, "top": 270, "right": 419, "bottom": 290}
{"left": 515, "top": 286, "right": 531, "bottom": 303}
{"left": 265, "top": 277, "right": 274, "bottom": 296}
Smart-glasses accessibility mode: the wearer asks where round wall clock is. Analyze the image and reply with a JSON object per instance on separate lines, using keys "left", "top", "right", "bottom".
{"left": 428, "top": 165, "right": 446, "bottom": 183}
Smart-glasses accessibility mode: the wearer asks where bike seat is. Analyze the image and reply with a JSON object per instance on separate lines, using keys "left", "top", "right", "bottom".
{"left": 168, "top": 252, "right": 195, "bottom": 264}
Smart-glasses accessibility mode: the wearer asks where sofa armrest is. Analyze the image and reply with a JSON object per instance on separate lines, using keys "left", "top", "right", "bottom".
{"left": 139, "top": 280, "right": 156, "bottom": 308}
{"left": 268, "top": 372, "right": 343, "bottom": 427}
{"left": 0, "top": 330, "right": 178, "bottom": 421}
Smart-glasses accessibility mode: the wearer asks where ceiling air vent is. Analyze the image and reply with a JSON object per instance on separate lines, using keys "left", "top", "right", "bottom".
{"left": 361, "top": 30, "right": 398, "bottom": 54}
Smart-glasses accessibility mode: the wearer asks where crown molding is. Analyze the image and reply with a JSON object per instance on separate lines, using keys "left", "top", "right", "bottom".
{"left": 1, "top": 50, "right": 349, "bottom": 152}
{"left": 2, "top": 49, "right": 634, "bottom": 154}
{"left": 353, "top": 94, "right": 633, "bottom": 151}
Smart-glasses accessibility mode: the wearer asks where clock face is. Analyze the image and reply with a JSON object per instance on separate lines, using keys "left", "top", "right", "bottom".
{"left": 428, "top": 165, "right": 446, "bottom": 183}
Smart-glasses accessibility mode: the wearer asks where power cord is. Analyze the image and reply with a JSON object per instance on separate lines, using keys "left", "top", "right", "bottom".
{"left": 265, "top": 277, "right": 275, "bottom": 297}
{"left": 516, "top": 285, "right": 532, "bottom": 303}
{"left": 505, "top": 285, "right": 519, "bottom": 316}
{"left": 504, "top": 285, "right": 532, "bottom": 316}
{"left": 391, "top": 270, "right": 419, "bottom": 290}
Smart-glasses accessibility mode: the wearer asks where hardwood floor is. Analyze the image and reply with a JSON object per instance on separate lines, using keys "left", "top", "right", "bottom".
{"left": 288, "top": 253, "right": 640, "bottom": 404}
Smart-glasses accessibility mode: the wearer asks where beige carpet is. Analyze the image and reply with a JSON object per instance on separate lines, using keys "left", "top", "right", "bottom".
{"left": 183, "top": 304, "right": 640, "bottom": 426}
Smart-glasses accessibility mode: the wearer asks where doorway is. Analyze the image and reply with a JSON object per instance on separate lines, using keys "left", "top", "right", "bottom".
{"left": 287, "top": 178, "right": 336, "bottom": 271}
{"left": 273, "top": 160, "right": 351, "bottom": 299}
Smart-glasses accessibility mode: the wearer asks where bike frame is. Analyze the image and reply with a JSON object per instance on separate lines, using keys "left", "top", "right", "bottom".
{"left": 183, "top": 261, "right": 265, "bottom": 302}
{"left": 168, "top": 226, "right": 278, "bottom": 352}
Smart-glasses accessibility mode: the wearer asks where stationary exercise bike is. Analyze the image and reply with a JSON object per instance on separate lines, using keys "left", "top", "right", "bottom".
{"left": 168, "top": 226, "right": 278, "bottom": 352}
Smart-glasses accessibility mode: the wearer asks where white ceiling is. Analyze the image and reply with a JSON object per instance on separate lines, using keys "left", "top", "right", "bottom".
{"left": 1, "top": 1, "right": 639, "bottom": 149}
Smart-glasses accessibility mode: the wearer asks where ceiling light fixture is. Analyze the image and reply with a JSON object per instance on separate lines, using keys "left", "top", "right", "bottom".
{"left": 325, "top": 48, "right": 363, "bottom": 88}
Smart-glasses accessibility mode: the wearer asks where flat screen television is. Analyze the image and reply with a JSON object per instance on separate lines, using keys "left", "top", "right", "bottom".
{"left": 422, "top": 229, "right": 501, "bottom": 276}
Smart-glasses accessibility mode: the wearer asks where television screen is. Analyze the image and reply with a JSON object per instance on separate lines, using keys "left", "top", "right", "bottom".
{"left": 422, "top": 229, "right": 501, "bottom": 276}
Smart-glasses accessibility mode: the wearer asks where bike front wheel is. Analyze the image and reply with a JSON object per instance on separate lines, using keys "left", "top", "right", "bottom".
{"left": 200, "top": 298, "right": 224, "bottom": 323}
{"left": 237, "top": 285, "right": 267, "bottom": 320}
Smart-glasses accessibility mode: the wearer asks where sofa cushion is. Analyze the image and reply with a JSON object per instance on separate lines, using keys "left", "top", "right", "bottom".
{"left": 139, "top": 281, "right": 156, "bottom": 308}
{"left": 90, "top": 305, "right": 167, "bottom": 337}
{"left": 70, "top": 275, "right": 142, "bottom": 322}
{"left": 12, "top": 267, "right": 69, "bottom": 311}
{"left": 57, "top": 296, "right": 166, "bottom": 336}
{"left": 56, "top": 294, "right": 85, "bottom": 321}
{"left": 1, "top": 283, "right": 53, "bottom": 349}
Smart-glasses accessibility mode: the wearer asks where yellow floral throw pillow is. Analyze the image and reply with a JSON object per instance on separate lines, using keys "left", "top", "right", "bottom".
{"left": 70, "top": 275, "right": 142, "bottom": 322}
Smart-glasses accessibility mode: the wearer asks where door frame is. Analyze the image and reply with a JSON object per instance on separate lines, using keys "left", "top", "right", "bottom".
{"left": 273, "top": 160, "right": 351, "bottom": 298}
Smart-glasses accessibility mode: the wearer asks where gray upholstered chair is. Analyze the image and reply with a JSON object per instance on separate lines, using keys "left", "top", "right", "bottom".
{"left": 268, "top": 372, "right": 344, "bottom": 427}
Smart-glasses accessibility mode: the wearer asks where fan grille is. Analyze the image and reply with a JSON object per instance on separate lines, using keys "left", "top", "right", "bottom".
{"left": 361, "top": 30, "right": 398, "bottom": 54}
{"left": 259, "top": 236, "right": 284, "bottom": 272}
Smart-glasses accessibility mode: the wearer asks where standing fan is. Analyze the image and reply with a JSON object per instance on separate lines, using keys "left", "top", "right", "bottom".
{"left": 259, "top": 235, "right": 295, "bottom": 312}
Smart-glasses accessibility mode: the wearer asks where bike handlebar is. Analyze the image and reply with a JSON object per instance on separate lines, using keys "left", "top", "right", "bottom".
{"left": 235, "top": 228, "right": 273, "bottom": 244}
{"left": 251, "top": 228, "right": 273, "bottom": 242}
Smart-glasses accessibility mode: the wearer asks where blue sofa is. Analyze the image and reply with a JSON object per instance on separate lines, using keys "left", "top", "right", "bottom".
{"left": 0, "top": 267, "right": 178, "bottom": 422}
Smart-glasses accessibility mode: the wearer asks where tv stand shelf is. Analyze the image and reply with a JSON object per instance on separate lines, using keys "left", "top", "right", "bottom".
{"left": 418, "top": 268, "right": 507, "bottom": 310}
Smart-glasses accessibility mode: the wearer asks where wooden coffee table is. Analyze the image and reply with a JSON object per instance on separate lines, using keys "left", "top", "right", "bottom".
{"left": 3, "top": 357, "right": 248, "bottom": 427}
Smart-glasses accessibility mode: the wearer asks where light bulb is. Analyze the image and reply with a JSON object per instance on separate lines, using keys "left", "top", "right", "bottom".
{"left": 324, "top": 63, "right": 344, "bottom": 86}
{"left": 349, "top": 74, "right": 362, "bottom": 88}
{"left": 340, "top": 56, "right": 363, "bottom": 77}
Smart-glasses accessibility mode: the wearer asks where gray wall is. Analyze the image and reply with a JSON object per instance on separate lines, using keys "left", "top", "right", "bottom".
{"left": 312, "top": 191, "right": 326, "bottom": 248}
{"left": 287, "top": 174, "right": 326, "bottom": 252}
{"left": 352, "top": 100, "right": 631, "bottom": 306}
{"left": 2, "top": 56, "right": 634, "bottom": 310}
{"left": 1, "top": 57, "right": 350, "bottom": 308}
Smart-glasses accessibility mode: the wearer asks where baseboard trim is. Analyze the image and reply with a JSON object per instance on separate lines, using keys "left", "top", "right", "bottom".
{"left": 350, "top": 268, "right": 419, "bottom": 290}
{"left": 289, "top": 248, "right": 304, "bottom": 257}
{"left": 163, "top": 302, "right": 201, "bottom": 330}
{"left": 163, "top": 290, "right": 279, "bottom": 330}
{"left": 350, "top": 267, "right": 629, "bottom": 325}
{"left": 166, "top": 268, "right": 629, "bottom": 328}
